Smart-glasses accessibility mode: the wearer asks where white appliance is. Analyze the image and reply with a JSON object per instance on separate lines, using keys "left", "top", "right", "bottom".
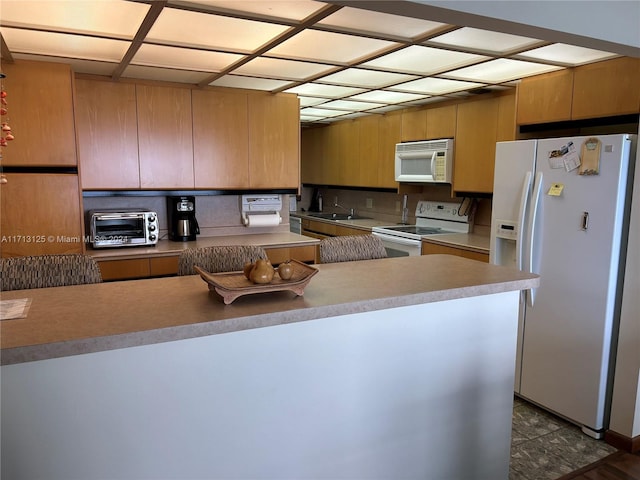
{"left": 395, "top": 139, "right": 453, "bottom": 183}
{"left": 490, "top": 134, "right": 636, "bottom": 439}
{"left": 373, "top": 200, "right": 472, "bottom": 257}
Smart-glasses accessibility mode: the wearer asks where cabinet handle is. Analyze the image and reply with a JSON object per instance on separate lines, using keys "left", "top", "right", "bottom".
{"left": 581, "top": 211, "right": 589, "bottom": 231}
{"left": 0, "top": 174, "right": 7, "bottom": 184}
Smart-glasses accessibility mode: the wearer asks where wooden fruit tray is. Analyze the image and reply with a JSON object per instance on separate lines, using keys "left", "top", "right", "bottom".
{"left": 194, "top": 259, "right": 319, "bottom": 305}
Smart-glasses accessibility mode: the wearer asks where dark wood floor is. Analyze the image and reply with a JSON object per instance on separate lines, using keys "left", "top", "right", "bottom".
{"left": 558, "top": 450, "right": 640, "bottom": 480}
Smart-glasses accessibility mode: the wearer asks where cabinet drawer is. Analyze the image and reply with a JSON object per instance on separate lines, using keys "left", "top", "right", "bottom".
{"left": 98, "top": 258, "right": 150, "bottom": 281}
{"left": 421, "top": 242, "right": 489, "bottom": 263}
{"left": 150, "top": 256, "right": 179, "bottom": 276}
{"left": 266, "top": 245, "right": 317, "bottom": 265}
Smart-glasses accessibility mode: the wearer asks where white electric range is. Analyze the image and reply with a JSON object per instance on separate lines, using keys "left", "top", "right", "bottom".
{"left": 372, "top": 200, "right": 473, "bottom": 257}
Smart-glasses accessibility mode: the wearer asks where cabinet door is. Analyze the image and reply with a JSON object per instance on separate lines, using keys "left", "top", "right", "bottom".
{"left": 248, "top": 93, "right": 299, "bottom": 189}
{"left": 401, "top": 109, "right": 427, "bottom": 141}
{"left": 454, "top": 97, "right": 500, "bottom": 194}
{"left": 421, "top": 241, "right": 489, "bottom": 263}
{"left": 357, "top": 115, "right": 380, "bottom": 187}
{"left": 137, "top": 85, "right": 194, "bottom": 188}
{"left": 426, "top": 105, "right": 457, "bottom": 140}
{"left": 517, "top": 69, "right": 573, "bottom": 125}
{"left": 193, "top": 89, "right": 249, "bottom": 189}
{"left": 572, "top": 57, "right": 640, "bottom": 119}
{"left": 377, "top": 112, "right": 401, "bottom": 188}
{"left": 1, "top": 174, "right": 83, "bottom": 257}
{"left": 300, "top": 126, "right": 325, "bottom": 184}
{"left": 75, "top": 79, "right": 140, "bottom": 189}
{"left": 338, "top": 120, "right": 359, "bottom": 186}
{"left": 1, "top": 60, "right": 76, "bottom": 166}
{"left": 496, "top": 93, "right": 516, "bottom": 142}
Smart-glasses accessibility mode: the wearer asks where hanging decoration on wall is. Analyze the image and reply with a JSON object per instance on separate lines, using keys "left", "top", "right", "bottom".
{"left": 0, "top": 72, "right": 15, "bottom": 149}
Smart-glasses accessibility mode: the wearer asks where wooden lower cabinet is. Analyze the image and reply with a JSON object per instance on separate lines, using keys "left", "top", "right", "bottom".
{"left": 265, "top": 245, "right": 316, "bottom": 265}
{"left": 97, "top": 256, "right": 180, "bottom": 281}
{"left": 421, "top": 241, "right": 489, "bottom": 263}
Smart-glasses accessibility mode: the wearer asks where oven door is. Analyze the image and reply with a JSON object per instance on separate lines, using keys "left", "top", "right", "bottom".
{"left": 372, "top": 232, "right": 422, "bottom": 257}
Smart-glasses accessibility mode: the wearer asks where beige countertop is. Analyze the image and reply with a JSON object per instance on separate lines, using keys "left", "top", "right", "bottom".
{"left": 88, "top": 232, "right": 320, "bottom": 261}
{"left": 0, "top": 255, "right": 538, "bottom": 365}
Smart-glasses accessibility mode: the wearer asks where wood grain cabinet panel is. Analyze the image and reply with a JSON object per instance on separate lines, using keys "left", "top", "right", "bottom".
{"left": 572, "top": 57, "right": 640, "bottom": 119}
{"left": 357, "top": 115, "right": 380, "bottom": 188}
{"left": 136, "top": 84, "right": 194, "bottom": 188}
{"left": 248, "top": 93, "right": 299, "bottom": 189}
{"left": 401, "top": 109, "right": 427, "bottom": 141}
{"left": 1, "top": 60, "right": 76, "bottom": 166}
{"left": 149, "top": 256, "right": 179, "bottom": 277}
{"left": 265, "top": 245, "right": 316, "bottom": 265}
{"left": 301, "top": 126, "right": 326, "bottom": 185}
{"left": 377, "top": 112, "right": 402, "bottom": 189}
{"left": 426, "top": 105, "right": 457, "bottom": 140}
{"left": 192, "top": 89, "right": 249, "bottom": 189}
{"left": 516, "top": 69, "right": 573, "bottom": 125}
{"left": 75, "top": 79, "right": 140, "bottom": 189}
{"left": 1, "top": 174, "right": 83, "bottom": 257}
{"left": 97, "top": 259, "right": 150, "bottom": 281}
{"left": 421, "top": 241, "right": 489, "bottom": 263}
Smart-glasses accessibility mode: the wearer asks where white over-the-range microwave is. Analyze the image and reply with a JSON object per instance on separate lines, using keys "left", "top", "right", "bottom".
{"left": 395, "top": 138, "right": 454, "bottom": 184}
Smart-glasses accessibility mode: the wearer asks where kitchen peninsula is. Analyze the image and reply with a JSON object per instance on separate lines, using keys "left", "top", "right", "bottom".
{"left": 1, "top": 255, "right": 538, "bottom": 480}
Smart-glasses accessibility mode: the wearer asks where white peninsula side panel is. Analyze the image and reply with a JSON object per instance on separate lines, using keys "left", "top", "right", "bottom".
{"left": 2, "top": 291, "right": 519, "bottom": 480}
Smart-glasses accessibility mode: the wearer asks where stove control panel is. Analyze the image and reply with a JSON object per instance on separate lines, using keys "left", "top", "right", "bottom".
{"left": 416, "top": 201, "right": 466, "bottom": 221}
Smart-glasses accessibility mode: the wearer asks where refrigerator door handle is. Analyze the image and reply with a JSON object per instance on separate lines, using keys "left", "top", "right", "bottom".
{"left": 526, "top": 172, "right": 544, "bottom": 306}
{"left": 516, "top": 171, "right": 533, "bottom": 271}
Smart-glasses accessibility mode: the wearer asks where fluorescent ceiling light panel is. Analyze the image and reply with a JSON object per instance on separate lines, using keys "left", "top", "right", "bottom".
{"left": 318, "top": 7, "right": 448, "bottom": 39}
{"left": 0, "top": 0, "right": 149, "bottom": 39}
{"left": 517, "top": 44, "right": 617, "bottom": 66}
{"left": 0, "top": 28, "right": 129, "bottom": 62}
{"left": 298, "top": 96, "right": 331, "bottom": 107}
{"left": 427, "top": 27, "right": 542, "bottom": 54}
{"left": 349, "top": 90, "right": 429, "bottom": 103}
{"left": 12, "top": 53, "right": 119, "bottom": 76}
{"left": 267, "top": 29, "right": 397, "bottom": 63}
{"left": 147, "top": 8, "right": 289, "bottom": 51}
{"left": 233, "top": 57, "right": 335, "bottom": 80}
{"left": 208, "top": 75, "right": 293, "bottom": 90}
{"left": 362, "top": 45, "right": 487, "bottom": 75}
{"left": 316, "top": 68, "right": 416, "bottom": 87}
{"left": 284, "top": 83, "right": 365, "bottom": 98}
{"left": 133, "top": 44, "right": 243, "bottom": 71}
{"left": 391, "top": 77, "right": 484, "bottom": 95}
{"left": 123, "top": 65, "right": 213, "bottom": 84}
{"left": 301, "top": 107, "right": 349, "bottom": 118}
{"left": 366, "top": 105, "right": 403, "bottom": 114}
{"left": 446, "top": 58, "right": 562, "bottom": 83}
{"left": 180, "top": 0, "right": 326, "bottom": 21}
{"left": 318, "top": 99, "right": 384, "bottom": 111}
{"left": 300, "top": 115, "right": 327, "bottom": 122}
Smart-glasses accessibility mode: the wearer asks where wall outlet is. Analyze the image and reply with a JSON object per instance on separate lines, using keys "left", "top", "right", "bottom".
{"left": 366, "top": 198, "right": 373, "bottom": 209}
{"left": 395, "top": 201, "right": 401, "bottom": 212}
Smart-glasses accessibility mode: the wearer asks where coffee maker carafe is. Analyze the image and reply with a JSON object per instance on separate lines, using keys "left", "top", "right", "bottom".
{"left": 167, "top": 196, "right": 200, "bottom": 241}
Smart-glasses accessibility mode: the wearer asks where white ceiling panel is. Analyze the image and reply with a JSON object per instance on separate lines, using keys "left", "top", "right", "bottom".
{"left": 349, "top": 90, "right": 429, "bottom": 104}
{"left": 300, "top": 107, "right": 350, "bottom": 118}
{"left": 318, "top": 7, "right": 449, "bottom": 40}
{"left": 391, "top": 77, "right": 484, "bottom": 95}
{"left": 298, "top": 96, "right": 332, "bottom": 107}
{"left": 284, "top": 83, "right": 366, "bottom": 98}
{"left": 267, "top": 29, "right": 397, "bottom": 63}
{"left": 362, "top": 45, "right": 487, "bottom": 75}
{"left": 208, "top": 75, "right": 294, "bottom": 91}
{"left": 318, "top": 99, "right": 384, "bottom": 111}
{"left": 0, "top": 28, "right": 129, "bottom": 62}
{"left": 427, "top": 27, "right": 543, "bottom": 54}
{"left": 233, "top": 57, "right": 335, "bottom": 80}
{"left": 133, "top": 44, "right": 243, "bottom": 72}
{"left": 175, "top": 0, "right": 328, "bottom": 21}
{"left": 516, "top": 44, "right": 618, "bottom": 66}
{"left": 12, "top": 53, "right": 119, "bottom": 76}
{"left": 316, "top": 68, "right": 416, "bottom": 88}
{"left": 446, "top": 58, "right": 563, "bottom": 83}
{"left": 147, "top": 7, "right": 289, "bottom": 51}
{"left": 0, "top": 0, "right": 149, "bottom": 39}
{"left": 122, "top": 65, "right": 213, "bottom": 84}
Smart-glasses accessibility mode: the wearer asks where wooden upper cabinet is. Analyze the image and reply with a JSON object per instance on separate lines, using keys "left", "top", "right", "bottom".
{"left": 1, "top": 60, "right": 76, "bottom": 166}
{"left": 136, "top": 84, "right": 194, "bottom": 188}
{"left": 572, "top": 57, "right": 640, "bottom": 119}
{"left": 300, "top": 126, "right": 325, "bottom": 185}
{"left": 426, "top": 105, "right": 457, "bottom": 140}
{"left": 192, "top": 89, "right": 249, "bottom": 189}
{"left": 337, "top": 120, "right": 359, "bottom": 186}
{"left": 401, "top": 109, "right": 427, "bottom": 141}
{"left": 248, "top": 93, "right": 299, "bottom": 189}
{"left": 378, "top": 112, "right": 401, "bottom": 189}
{"left": 75, "top": 79, "right": 140, "bottom": 189}
{"left": 517, "top": 69, "right": 573, "bottom": 125}
{"left": 454, "top": 96, "right": 500, "bottom": 194}
{"left": 496, "top": 93, "right": 516, "bottom": 142}
{"left": 0, "top": 173, "right": 83, "bottom": 257}
{"left": 357, "top": 115, "right": 380, "bottom": 188}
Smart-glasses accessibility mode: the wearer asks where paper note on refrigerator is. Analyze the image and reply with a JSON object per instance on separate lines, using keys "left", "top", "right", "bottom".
{"left": 548, "top": 183, "right": 564, "bottom": 196}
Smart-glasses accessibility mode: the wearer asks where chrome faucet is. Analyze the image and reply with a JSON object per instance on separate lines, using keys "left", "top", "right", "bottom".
{"left": 334, "top": 202, "right": 355, "bottom": 217}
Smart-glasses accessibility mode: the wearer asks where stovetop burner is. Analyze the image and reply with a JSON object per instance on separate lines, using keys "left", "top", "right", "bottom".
{"left": 380, "top": 225, "right": 448, "bottom": 236}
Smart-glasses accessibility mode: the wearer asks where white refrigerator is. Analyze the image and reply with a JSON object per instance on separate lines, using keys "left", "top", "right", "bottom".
{"left": 490, "top": 134, "right": 636, "bottom": 438}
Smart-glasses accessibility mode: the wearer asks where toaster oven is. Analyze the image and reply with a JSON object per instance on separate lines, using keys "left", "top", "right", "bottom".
{"left": 89, "top": 210, "right": 159, "bottom": 248}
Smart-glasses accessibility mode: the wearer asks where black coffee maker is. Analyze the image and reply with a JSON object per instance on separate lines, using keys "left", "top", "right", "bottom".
{"left": 167, "top": 196, "right": 200, "bottom": 241}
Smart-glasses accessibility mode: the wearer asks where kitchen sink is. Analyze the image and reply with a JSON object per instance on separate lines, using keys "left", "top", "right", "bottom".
{"left": 307, "top": 212, "right": 371, "bottom": 221}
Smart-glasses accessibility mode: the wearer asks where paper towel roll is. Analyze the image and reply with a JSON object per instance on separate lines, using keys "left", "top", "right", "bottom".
{"left": 245, "top": 213, "right": 281, "bottom": 227}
